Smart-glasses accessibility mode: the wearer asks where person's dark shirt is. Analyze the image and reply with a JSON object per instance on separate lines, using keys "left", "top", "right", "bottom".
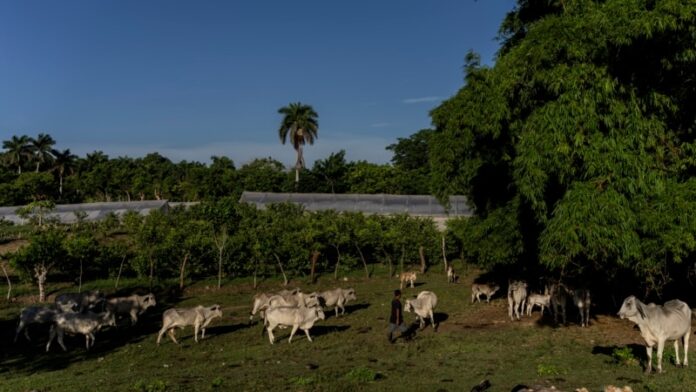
{"left": 390, "top": 298, "right": 402, "bottom": 324}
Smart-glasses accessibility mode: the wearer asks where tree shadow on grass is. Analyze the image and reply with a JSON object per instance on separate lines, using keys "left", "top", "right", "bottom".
{"left": 311, "top": 325, "right": 350, "bottom": 338}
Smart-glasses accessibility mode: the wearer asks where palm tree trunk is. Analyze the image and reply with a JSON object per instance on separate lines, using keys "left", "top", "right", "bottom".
{"left": 59, "top": 173, "right": 64, "bottom": 196}
{"left": 295, "top": 145, "right": 303, "bottom": 183}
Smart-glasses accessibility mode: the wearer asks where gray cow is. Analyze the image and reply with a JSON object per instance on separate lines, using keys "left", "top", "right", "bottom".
{"left": 264, "top": 305, "right": 325, "bottom": 344}
{"left": 471, "top": 283, "right": 500, "bottom": 303}
{"left": 106, "top": 293, "right": 156, "bottom": 325}
{"left": 55, "top": 290, "right": 105, "bottom": 313}
{"left": 46, "top": 311, "right": 116, "bottom": 352}
{"left": 507, "top": 281, "right": 527, "bottom": 321}
{"left": 618, "top": 295, "right": 691, "bottom": 374}
{"left": 157, "top": 304, "right": 223, "bottom": 345}
{"left": 15, "top": 305, "right": 61, "bottom": 342}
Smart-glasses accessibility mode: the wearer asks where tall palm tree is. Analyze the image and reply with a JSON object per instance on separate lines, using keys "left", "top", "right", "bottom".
{"left": 30, "top": 133, "right": 56, "bottom": 172}
{"left": 52, "top": 148, "right": 78, "bottom": 196}
{"left": 2, "top": 135, "right": 32, "bottom": 174}
{"left": 277, "top": 102, "right": 319, "bottom": 184}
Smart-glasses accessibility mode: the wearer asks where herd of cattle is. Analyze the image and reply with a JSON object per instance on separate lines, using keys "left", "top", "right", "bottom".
{"left": 9, "top": 270, "right": 693, "bottom": 376}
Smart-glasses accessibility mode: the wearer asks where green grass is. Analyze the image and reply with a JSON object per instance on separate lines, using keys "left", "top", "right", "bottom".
{"left": 0, "top": 268, "right": 695, "bottom": 391}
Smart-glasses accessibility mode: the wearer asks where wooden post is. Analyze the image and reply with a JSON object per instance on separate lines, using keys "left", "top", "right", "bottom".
{"left": 441, "top": 235, "right": 448, "bottom": 272}
{"left": 310, "top": 251, "right": 320, "bottom": 284}
{"left": 419, "top": 246, "right": 426, "bottom": 274}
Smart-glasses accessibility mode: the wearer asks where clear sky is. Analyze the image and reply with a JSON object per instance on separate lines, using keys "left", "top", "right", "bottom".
{"left": 0, "top": 0, "right": 516, "bottom": 167}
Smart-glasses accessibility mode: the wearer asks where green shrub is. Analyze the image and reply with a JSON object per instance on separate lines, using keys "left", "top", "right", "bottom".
{"left": 133, "top": 379, "right": 167, "bottom": 392}
{"left": 345, "top": 367, "right": 379, "bottom": 383}
{"left": 612, "top": 346, "right": 639, "bottom": 367}
{"left": 289, "top": 376, "right": 315, "bottom": 386}
{"left": 536, "top": 363, "right": 560, "bottom": 376}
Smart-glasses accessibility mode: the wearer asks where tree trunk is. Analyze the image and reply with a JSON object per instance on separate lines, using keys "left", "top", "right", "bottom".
{"left": 274, "top": 254, "right": 288, "bottom": 286}
{"left": 148, "top": 256, "right": 154, "bottom": 289}
{"left": 35, "top": 162, "right": 40, "bottom": 172}
{"left": 442, "top": 235, "right": 448, "bottom": 272}
{"left": 383, "top": 250, "right": 393, "bottom": 278}
{"left": 59, "top": 174, "right": 64, "bottom": 196}
{"left": 310, "top": 251, "right": 320, "bottom": 284}
{"left": 78, "top": 258, "right": 83, "bottom": 293}
{"left": 333, "top": 245, "right": 341, "bottom": 280}
{"left": 217, "top": 247, "right": 224, "bottom": 289}
{"left": 1, "top": 261, "right": 12, "bottom": 301}
{"left": 399, "top": 246, "right": 405, "bottom": 275}
{"left": 419, "top": 245, "right": 426, "bottom": 274}
{"left": 253, "top": 259, "right": 258, "bottom": 290}
{"left": 213, "top": 229, "right": 229, "bottom": 289}
{"left": 179, "top": 253, "right": 189, "bottom": 290}
{"left": 34, "top": 264, "right": 49, "bottom": 302}
{"left": 355, "top": 243, "right": 370, "bottom": 278}
{"left": 115, "top": 255, "right": 126, "bottom": 289}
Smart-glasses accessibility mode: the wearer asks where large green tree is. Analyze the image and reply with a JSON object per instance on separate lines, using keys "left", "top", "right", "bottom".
{"left": 2, "top": 135, "right": 32, "bottom": 174}
{"left": 30, "top": 133, "right": 56, "bottom": 172}
{"left": 430, "top": 0, "right": 696, "bottom": 294}
{"left": 277, "top": 102, "right": 319, "bottom": 184}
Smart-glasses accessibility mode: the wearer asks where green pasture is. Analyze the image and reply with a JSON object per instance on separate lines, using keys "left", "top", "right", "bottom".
{"left": 0, "top": 269, "right": 694, "bottom": 392}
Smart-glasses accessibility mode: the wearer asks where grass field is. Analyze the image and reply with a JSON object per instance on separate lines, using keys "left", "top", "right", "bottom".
{"left": 1, "top": 268, "right": 695, "bottom": 392}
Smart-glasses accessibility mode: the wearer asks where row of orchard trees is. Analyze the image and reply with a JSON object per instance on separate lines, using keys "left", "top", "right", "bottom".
{"left": 3, "top": 199, "right": 453, "bottom": 301}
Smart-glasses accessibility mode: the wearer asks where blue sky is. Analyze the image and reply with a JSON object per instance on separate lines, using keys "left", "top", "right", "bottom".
{"left": 0, "top": 0, "right": 516, "bottom": 167}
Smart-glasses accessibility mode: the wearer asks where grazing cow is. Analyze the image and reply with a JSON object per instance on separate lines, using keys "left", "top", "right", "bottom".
{"left": 549, "top": 283, "right": 568, "bottom": 325}
{"left": 249, "top": 288, "right": 302, "bottom": 323}
{"left": 264, "top": 306, "right": 325, "bottom": 344}
{"left": 317, "top": 288, "right": 357, "bottom": 317}
{"left": 46, "top": 311, "right": 116, "bottom": 352}
{"left": 55, "top": 290, "right": 105, "bottom": 313}
{"left": 471, "top": 283, "right": 500, "bottom": 303}
{"left": 447, "top": 265, "right": 458, "bottom": 283}
{"left": 106, "top": 293, "right": 156, "bottom": 325}
{"left": 399, "top": 271, "right": 417, "bottom": 289}
{"left": 15, "top": 305, "right": 61, "bottom": 342}
{"left": 568, "top": 288, "right": 591, "bottom": 327}
{"left": 405, "top": 291, "right": 438, "bottom": 330}
{"left": 157, "top": 304, "right": 223, "bottom": 345}
{"left": 507, "top": 281, "right": 527, "bottom": 321}
{"left": 526, "top": 293, "right": 551, "bottom": 316}
{"left": 618, "top": 295, "right": 691, "bottom": 373}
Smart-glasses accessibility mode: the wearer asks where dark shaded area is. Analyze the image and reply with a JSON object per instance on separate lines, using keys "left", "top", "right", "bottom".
{"left": 323, "top": 302, "right": 370, "bottom": 320}
{"left": 310, "top": 325, "right": 350, "bottom": 338}
{"left": 0, "top": 284, "right": 195, "bottom": 375}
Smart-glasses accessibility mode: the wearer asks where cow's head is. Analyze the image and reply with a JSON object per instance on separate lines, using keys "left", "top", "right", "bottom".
{"left": 404, "top": 300, "right": 414, "bottom": 313}
{"left": 491, "top": 285, "right": 500, "bottom": 294}
{"left": 315, "top": 307, "right": 325, "bottom": 320}
{"left": 102, "top": 311, "right": 117, "bottom": 328}
{"left": 143, "top": 293, "right": 157, "bottom": 309}
{"left": 345, "top": 289, "right": 357, "bottom": 301}
{"left": 618, "top": 295, "right": 643, "bottom": 320}
{"left": 209, "top": 304, "right": 223, "bottom": 319}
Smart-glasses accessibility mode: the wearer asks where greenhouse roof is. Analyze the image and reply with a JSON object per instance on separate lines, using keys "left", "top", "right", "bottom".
{"left": 239, "top": 192, "right": 472, "bottom": 217}
{"left": 0, "top": 200, "right": 169, "bottom": 225}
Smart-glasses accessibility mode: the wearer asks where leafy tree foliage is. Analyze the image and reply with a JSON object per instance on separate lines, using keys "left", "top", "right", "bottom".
{"left": 430, "top": 0, "right": 696, "bottom": 293}
{"left": 277, "top": 102, "right": 319, "bottom": 184}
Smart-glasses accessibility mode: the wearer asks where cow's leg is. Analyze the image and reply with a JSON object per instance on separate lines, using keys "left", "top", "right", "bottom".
{"left": 194, "top": 322, "right": 200, "bottom": 342}
{"left": 684, "top": 330, "right": 690, "bottom": 367}
{"left": 304, "top": 328, "right": 313, "bottom": 342}
{"left": 130, "top": 311, "right": 138, "bottom": 325}
{"left": 166, "top": 329, "right": 178, "bottom": 344}
{"left": 156, "top": 326, "right": 168, "bottom": 345}
{"left": 57, "top": 329, "right": 67, "bottom": 352}
{"left": 674, "top": 340, "right": 681, "bottom": 366}
{"left": 14, "top": 321, "right": 24, "bottom": 343}
{"left": 267, "top": 324, "right": 275, "bottom": 344}
{"left": 429, "top": 310, "right": 436, "bottom": 329}
{"left": 46, "top": 325, "right": 55, "bottom": 352}
{"left": 289, "top": 324, "right": 299, "bottom": 343}
{"left": 410, "top": 279, "right": 414, "bottom": 288}
{"left": 657, "top": 340, "right": 665, "bottom": 373}
{"left": 645, "top": 345, "right": 654, "bottom": 374}
{"left": 471, "top": 292, "right": 475, "bottom": 303}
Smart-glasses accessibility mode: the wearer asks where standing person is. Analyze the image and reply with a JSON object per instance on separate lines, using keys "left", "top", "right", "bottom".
{"left": 387, "top": 289, "right": 408, "bottom": 343}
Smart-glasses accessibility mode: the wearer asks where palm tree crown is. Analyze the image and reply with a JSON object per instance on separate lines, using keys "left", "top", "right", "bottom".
{"left": 52, "top": 148, "right": 78, "bottom": 196}
{"left": 277, "top": 102, "right": 319, "bottom": 183}
{"left": 2, "top": 135, "right": 33, "bottom": 174}
{"left": 30, "top": 133, "right": 56, "bottom": 172}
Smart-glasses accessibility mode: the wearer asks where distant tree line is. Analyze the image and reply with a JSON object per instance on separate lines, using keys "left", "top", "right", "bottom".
{"left": 0, "top": 130, "right": 434, "bottom": 206}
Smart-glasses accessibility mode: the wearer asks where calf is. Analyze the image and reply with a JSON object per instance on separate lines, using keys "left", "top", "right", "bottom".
{"left": 106, "top": 293, "right": 156, "bottom": 325}
{"left": 618, "top": 295, "right": 691, "bottom": 373}
{"left": 405, "top": 290, "right": 438, "bottom": 329}
{"left": 317, "top": 288, "right": 357, "bottom": 317}
{"left": 447, "top": 265, "right": 458, "bottom": 283}
{"left": 264, "top": 306, "right": 325, "bottom": 344}
{"left": 46, "top": 311, "right": 116, "bottom": 352}
{"left": 508, "top": 281, "right": 528, "bottom": 321}
{"left": 55, "top": 290, "right": 105, "bottom": 313}
{"left": 157, "top": 304, "right": 223, "bottom": 345}
{"left": 471, "top": 283, "right": 500, "bottom": 303}
{"left": 15, "top": 305, "right": 61, "bottom": 342}
{"left": 526, "top": 293, "right": 550, "bottom": 316}
{"left": 399, "top": 271, "right": 417, "bottom": 289}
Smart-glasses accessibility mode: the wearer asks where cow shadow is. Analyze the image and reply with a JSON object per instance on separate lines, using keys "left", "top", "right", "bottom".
{"left": 310, "top": 325, "right": 350, "bottom": 338}
{"left": 323, "top": 303, "right": 370, "bottom": 320}
{"left": 205, "top": 322, "right": 251, "bottom": 337}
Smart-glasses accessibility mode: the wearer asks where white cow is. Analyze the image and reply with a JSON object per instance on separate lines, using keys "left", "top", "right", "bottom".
{"left": 15, "top": 305, "right": 61, "bottom": 342}
{"left": 317, "top": 288, "right": 357, "bottom": 317}
{"left": 508, "top": 281, "right": 528, "bottom": 321}
{"left": 399, "top": 271, "right": 417, "bottom": 289}
{"left": 526, "top": 293, "right": 550, "bottom": 316}
{"left": 46, "top": 311, "right": 116, "bottom": 352}
{"left": 157, "top": 304, "right": 223, "bottom": 345}
{"left": 264, "top": 306, "right": 325, "bottom": 344}
{"left": 106, "top": 293, "right": 156, "bottom": 325}
{"left": 618, "top": 295, "right": 691, "bottom": 373}
{"left": 249, "top": 289, "right": 311, "bottom": 322}
{"left": 471, "top": 283, "right": 500, "bottom": 303}
{"left": 405, "top": 291, "right": 438, "bottom": 329}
